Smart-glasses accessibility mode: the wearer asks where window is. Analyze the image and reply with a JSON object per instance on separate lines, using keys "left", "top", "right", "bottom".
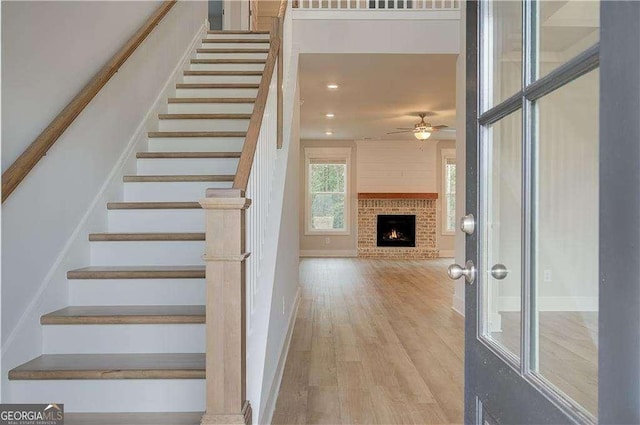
{"left": 305, "top": 148, "right": 351, "bottom": 235}
{"left": 442, "top": 149, "right": 456, "bottom": 234}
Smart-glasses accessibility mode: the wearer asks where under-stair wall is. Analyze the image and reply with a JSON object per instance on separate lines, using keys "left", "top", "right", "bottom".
{"left": 1, "top": 1, "right": 208, "bottom": 400}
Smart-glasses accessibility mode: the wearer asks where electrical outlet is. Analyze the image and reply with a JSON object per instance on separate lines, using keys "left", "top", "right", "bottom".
{"left": 325, "top": 237, "right": 331, "bottom": 245}
{"left": 544, "top": 269, "right": 552, "bottom": 282}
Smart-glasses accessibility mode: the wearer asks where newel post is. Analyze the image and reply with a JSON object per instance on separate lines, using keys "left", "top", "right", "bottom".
{"left": 199, "top": 188, "right": 252, "bottom": 425}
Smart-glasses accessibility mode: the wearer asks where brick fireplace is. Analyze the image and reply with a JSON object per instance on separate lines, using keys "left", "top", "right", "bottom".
{"left": 357, "top": 193, "right": 439, "bottom": 259}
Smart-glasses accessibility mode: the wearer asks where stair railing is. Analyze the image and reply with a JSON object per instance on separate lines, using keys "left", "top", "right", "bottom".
{"left": 1, "top": 1, "right": 177, "bottom": 203}
{"left": 198, "top": 3, "right": 288, "bottom": 424}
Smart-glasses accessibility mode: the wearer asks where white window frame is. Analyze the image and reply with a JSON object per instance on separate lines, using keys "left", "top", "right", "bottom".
{"left": 305, "top": 147, "right": 351, "bottom": 236}
{"left": 441, "top": 148, "right": 457, "bottom": 235}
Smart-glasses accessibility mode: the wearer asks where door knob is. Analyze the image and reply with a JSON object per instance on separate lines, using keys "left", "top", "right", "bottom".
{"left": 460, "top": 214, "right": 475, "bottom": 235}
{"left": 491, "top": 264, "right": 508, "bottom": 280}
{"left": 448, "top": 260, "right": 476, "bottom": 284}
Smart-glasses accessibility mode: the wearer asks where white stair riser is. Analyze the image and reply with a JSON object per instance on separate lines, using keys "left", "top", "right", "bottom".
{"left": 124, "top": 181, "right": 232, "bottom": 202}
{"left": 199, "top": 42, "right": 268, "bottom": 49}
{"left": 196, "top": 52, "right": 268, "bottom": 60}
{"left": 137, "top": 158, "right": 239, "bottom": 175}
{"left": 167, "top": 102, "right": 254, "bottom": 114}
{"left": 90, "top": 241, "right": 205, "bottom": 266}
{"left": 148, "top": 137, "right": 245, "bottom": 152}
{"left": 108, "top": 210, "right": 205, "bottom": 233}
{"left": 205, "top": 33, "right": 269, "bottom": 40}
{"left": 10, "top": 380, "right": 204, "bottom": 412}
{"left": 190, "top": 63, "right": 265, "bottom": 71}
{"left": 43, "top": 324, "right": 204, "bottom": 354}
{"left": 175, "top": 88, "right": 258, "bottom": 98}
{"left": 182, "top": 74, "right": 261, "bottom": 84}
{"left": 158, "top": 118, "right": 249, "bottom": 132}
{"left": 69, "top": 279, "right": 205, "bottom": 306}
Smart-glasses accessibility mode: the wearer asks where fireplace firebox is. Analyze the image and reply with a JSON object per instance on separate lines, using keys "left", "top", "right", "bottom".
{"left": 376, "top": 215, "right": 416, "bottom": 247}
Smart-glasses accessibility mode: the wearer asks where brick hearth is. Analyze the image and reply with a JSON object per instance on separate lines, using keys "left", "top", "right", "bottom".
{"left": 357, "top": 196, "right": 439, "bottom": 259}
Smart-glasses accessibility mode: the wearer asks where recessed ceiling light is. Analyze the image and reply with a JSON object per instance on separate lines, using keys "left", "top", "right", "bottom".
{"left": 325, "top": 131, "right": 334, "bottom": 136}
{"left": 327, "top": 84, "right": 339, "bottom": 90}
{"left": 325, "top": 113, "right": 335, "bottom": 118}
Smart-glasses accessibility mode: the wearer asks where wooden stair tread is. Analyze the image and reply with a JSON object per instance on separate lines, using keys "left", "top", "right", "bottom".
{"left": 168, "top": 97, "right": 255, "bottom": 104}
{"left": 136, "top": 152, "right": 242, "bottom": 159}
{"left": 64, "top": 412, "right": 203, "bottom": 425}
{"left": 41, "top": 305, "right": 205, "bottom": 325}
{"left": 176, "top": 83, "right": 259, "bottom": 89}
{"left": 207, "top": 30, "right": 269, "bottom": 34}
{"left": 148, "top": 131, "right": 246, "bottom": 138}
{"left": 157, "top": 113, "right": 251, "bottom": 120}
{"left": 183, "top": 71, "right": 263, "bottom": 76}
{"left": 67, "top": 266, "right": 205, "bottom": 280}
{"left": 107, "top": 202, "right": 201, "bottom": 210}
{"left": 201, "top": 38, "right": 270, "bottom": 43}
{"left": 123, "top": 175, "right": 234, "bottom": 183}
{"left": 8, "top": 353, "right": 205, "bottom": 380}
{"left": 190, "top": 59, "right": 266, "bottom": 64}
{"left": 196, "top": 48, "right": 269, "bottom": 53}
{"left": 89, "top": 232, "right": 205, "bottom": 241}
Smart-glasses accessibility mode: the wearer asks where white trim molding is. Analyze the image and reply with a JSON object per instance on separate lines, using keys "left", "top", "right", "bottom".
{"left": 452, "top": 294, "right": 465, "bottom": 317}
{"left": 300, "top": 249, "right": 358, "bottom": 258}
{"left": 441, "top": 148, "right": 456, "bottom": 236}
{"left": 304, "top": 147, "right": 352, "bottom": 236}
{"left": 260, "top": 287, "right": 301, "bottom": 425}
{"left": 498, "top": 296, "right": 598, "bottom": 312}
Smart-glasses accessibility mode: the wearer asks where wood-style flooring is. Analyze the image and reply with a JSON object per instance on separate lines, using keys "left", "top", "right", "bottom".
{"left": 272, "top": 258, "right": 464, "bottom": 425}
{"left": 491, "top": 311, "right": 598, "bottom": 415}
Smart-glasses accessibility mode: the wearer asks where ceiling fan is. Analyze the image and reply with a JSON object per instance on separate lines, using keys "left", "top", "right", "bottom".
{"left": 387, "top": 113, "right": 452, "bottom": 140}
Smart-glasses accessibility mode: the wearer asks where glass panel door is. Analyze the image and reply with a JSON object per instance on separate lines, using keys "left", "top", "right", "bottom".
{"left": 481, "top": 110, "right": 523, "bottom": 362}
{"left": 460, "top": 1, "right": 640, "bottom": 423}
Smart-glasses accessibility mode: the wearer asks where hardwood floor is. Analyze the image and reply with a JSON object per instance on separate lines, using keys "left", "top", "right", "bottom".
{"left": 491, "top": 311, "right": 598, "bottom": 415}
{"left": 272, "top": 258, "right": 464, "bottom": 425}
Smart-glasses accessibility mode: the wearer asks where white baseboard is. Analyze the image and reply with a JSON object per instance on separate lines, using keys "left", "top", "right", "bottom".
{"left": 299, "top": 249, "right": 357, "bottom": 258}
{"left": 439, "top": 250, "right": 455, "bottom": 258}
{"left": 452, "top": 294, "right": 465, "bottom": 317}
{"left": 498, "top": 296, "right": 598, "bottom": 312}
{"left": 1, "top": 23, "right": 207, "bottom": 388}
{"left": 260, "top": 286, "right": 301, "bottom": 425}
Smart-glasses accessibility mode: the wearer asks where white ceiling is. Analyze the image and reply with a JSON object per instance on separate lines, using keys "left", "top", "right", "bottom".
{"left": 298, "top": 54, "right": 458, "bottom": 142}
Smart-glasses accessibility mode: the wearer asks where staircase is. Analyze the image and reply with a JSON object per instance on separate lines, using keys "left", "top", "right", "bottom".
{"left": 8, "top": 30, "right": 271, "bottom": 422}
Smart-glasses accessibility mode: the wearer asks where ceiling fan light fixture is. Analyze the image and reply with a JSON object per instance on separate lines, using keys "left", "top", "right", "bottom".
{"left": 414, "top": 130, "right": 431, "bottom": 141}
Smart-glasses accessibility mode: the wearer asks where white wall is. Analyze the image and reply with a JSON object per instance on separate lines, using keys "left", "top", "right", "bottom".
{"left": 292, "top": 17, "right": 460, "bottom": 54}
{"left": 258, "top": 75, "right": 302, "bottom": 424}
{"left": 452, "top": 1, "right": 466, "bottom": 316}
{"left": 1, "top": 1, "right": 161, "bottom": 171}
{"left": 356, "top": 139, "right": 437, "bottom": 193}
{"left": 1, "top": 0, "right": 207, "bottom": 399}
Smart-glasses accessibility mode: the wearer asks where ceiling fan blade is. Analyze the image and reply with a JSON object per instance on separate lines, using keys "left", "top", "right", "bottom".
{"left": 436, "top": 127, "right": 456, "bottom": 132}
{"left": 386, "top": 130, "right": 413, "bottom": 134}
{"left": 395, "top": 127, "right": 415, "bottom": 130}
{"left": 431, "top": 125, "right": 448, "bottom": 130}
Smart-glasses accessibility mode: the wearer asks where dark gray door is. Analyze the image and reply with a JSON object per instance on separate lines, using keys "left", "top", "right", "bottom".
{"left": 450, "top": 1, "right": 640, "bottom": 424}
{"left": 209, "top": 0, "right": 223, "bottom": 30}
